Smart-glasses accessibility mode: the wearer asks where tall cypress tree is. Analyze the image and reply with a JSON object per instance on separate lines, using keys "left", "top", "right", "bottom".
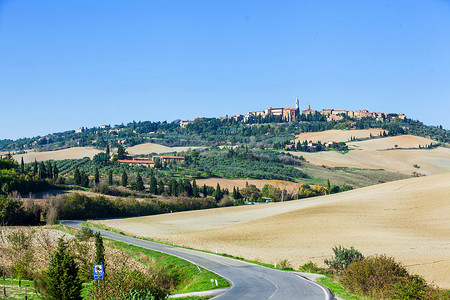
{"left": 73, "top": 168, "right": 81, "bottom": 185}
{"left": 94, "top": 167, "right": 100, "bottom": 185}
{"left": 20, "top": 157, "right": 24, "bottom": 173}
{"left": 121, "top": 170, "right": 128, "bottom": 187}
{"left": 149, "top": 173, "right": 157, "bottom": 194}
{"left": 134, "top": 172, "right": 144, "bottom": 191}
{"left": 215, "top": 183, "right": 223, "bottom": 202}
{"left": 94, "top": 232, "right": 105, "bottom": 267}
{"left": 33, "top": 159, "right": 38, "bottom": 176}
{"left": 202, "top": 184, "right": 207, "bottom": 198}
{"left": 108, "top": 170, "right": 113, "bottom": 185}
{"left": 192, "top": 179, "right": 199, "bottom": 197}
{"left": 158, "top": 179, "right": 165, "bottom": 195}
{"left": 46, "top": 238, "right": 82, "bottom": 300}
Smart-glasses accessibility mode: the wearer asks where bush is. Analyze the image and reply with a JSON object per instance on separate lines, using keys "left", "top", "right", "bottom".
{"left": 75, "top": 226, "right": 93, "bottom": 241}
{"left": 298, "top": 261, "right": 328, "bottom": 274}
{"left": 324, "top": 245, "right": 363, "bottom": 273}
{"left": 340, "top": 254, "right": 439, "bottom": 299}
{"left": 89, "top": 267, "right": 171, "bottom": 300}
{"left": 276, "top": 259, "right": 293, "bottom": 270}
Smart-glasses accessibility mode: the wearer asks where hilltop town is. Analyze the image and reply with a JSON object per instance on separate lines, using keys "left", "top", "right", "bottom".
{"left": 180, "top": 97, "right": 407, "bottom": 127}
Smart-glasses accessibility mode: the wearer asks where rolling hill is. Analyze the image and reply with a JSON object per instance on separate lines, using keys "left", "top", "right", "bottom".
{"left": 93, "top": 173, "right": 450, "bottom": 289}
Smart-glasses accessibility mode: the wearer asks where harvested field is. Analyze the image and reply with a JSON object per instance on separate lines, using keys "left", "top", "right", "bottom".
{"left": 294, "top": 128, "right": 384, "bottom": 143}
{"left": 94, "top": 173, "right": 450, "bottom": 289}
{"left": 127, "top": 143, "right": 202, "bottom": 155}
{"left": 196, "top": 178, "right": 304, "bottom": 193}
{"left": 196, "top": 165, "right": 408, "bottom": 189}
{"left": 289, "top": 135, "right": 450, "bottom": 176}
{"left": 13, "top": 147, "right": 101, "bottom": 163}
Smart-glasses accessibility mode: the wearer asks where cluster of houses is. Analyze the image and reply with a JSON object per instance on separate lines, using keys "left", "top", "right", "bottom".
{"left": 118, "top": 155, "right": 185, "bottom": 168}
{"left": 301, "top": 105, "right": 407, "bottom": 122}
{"left": 179, "top": 98, "right": 407, "bottom": 127}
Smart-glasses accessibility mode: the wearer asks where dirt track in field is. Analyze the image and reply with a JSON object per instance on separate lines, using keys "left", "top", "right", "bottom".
{"left": 94, "top": 173, "right": 450, "bottom": 289}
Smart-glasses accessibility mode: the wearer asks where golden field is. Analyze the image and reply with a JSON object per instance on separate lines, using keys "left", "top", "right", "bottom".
{"left": 94, "top": 173, "right": 450, "bottom": 289}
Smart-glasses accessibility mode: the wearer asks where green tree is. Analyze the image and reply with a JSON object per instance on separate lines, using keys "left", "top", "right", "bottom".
{"left": 149, "top": 173, "right": 157, "bottom": 194}
{"left": 117, "top": 144, "right": 128, "bottom": 160}
{"left": 94, "top": 167, "right": 100, "bottom": 185}
{"left": 33, "top": 159, "right": 38, "bottom": 176}
{"left": 202, "top": 184, "right": 207, "bottom": 197}
{"left": 106, "top": 144, "right": 110, "bottom": 158}
{"left": 73, "top": 168, "right": 81, "bottom": 185}
{"left": 157, "top": 179, "right": 165, "bottom": 195}
{"left": 192, "top": 179, "right": 199, "bottom": 197}
{"left": 20, "top": 157, "right": 25, "bottom": 173}
{"left": 121, "top": 170, "right": 128, "bottom": 187}
{"left": 326, "top": 179, "right": 331, "bottom": 194}
{"left": 46, "top": 238, "right": 82, "bottom": 300}
{"left": 94, "top": 232, "right": 105, "bottom": 267}
{"left": 214, "top": 183, "right": 223, "bottom": 201}
{"left": 108, "top": 170, "right": 113, "bottom": 185}
{"left": 134, "top": 172, "right": 145, "bottom": 191}
{"left": 53, "top": 164, "right": 59, "bottom": 180}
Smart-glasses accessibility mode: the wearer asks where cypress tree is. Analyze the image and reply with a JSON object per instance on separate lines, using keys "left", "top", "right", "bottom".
{"left": 47, "top": 161, "right": 53, "bottom": 179}
{"left": 134, "top": 172, "right": 144, "bottom": 191}
{"left": 158, "top": 179, "right": 165, "bottom": 195}
{"left": 73, "top": 168, "right": 81, "bottom": 185}
{"left": 202, "top": 184, "right": 207, "bottom": 198}
{"left": 20, "top": 157, "right": 24, "bottom": 173}
{"left": 53, "top": 164, "right": 59, "bottom": 180}
{"left": 215, "top": 183, "right": 223, "bottom": 201}
{"left": 94, "top": 232, "right": 105, "bottom": 267}
{"left": 33, "top": 159, "right": 38, "bottom": 176}
{"left": 94, "top": 167, "right": 100, "bottom": 185}
{"left": 192, "top": 179, "right": 199, "bottom": 197}
{"left": 149, "top": 173, "right": 157, "bottom": 194}
{"left": 105, "top": 144, "right": 110, "bottom": 158}
{"left": 108, "top": 170, "right": 113, "bottom": 185}
{"left": 121, "top": 170, "right": 128, "bottom": 187}
{"left": 46, "top": 238, "right": 82, "bottom": 300}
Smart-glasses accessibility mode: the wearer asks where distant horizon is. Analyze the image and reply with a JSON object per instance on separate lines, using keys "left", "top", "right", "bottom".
{"left": 1, "top": 1, "right": 449, "bottom": 139}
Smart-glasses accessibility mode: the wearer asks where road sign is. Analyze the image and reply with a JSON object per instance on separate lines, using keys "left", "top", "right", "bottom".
{"left": 94, "top": 264, "right": 104, "bottom": 279}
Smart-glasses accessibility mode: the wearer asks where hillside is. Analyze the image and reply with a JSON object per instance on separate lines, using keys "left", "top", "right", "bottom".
{"left": 93, "top": 173, "right": 450, "bottom": 289}
{"left": 290, "top": 134, "right": 450, "bottom": 175}
{"left": 294, "top": 128, "right": 384, "bottom": 143}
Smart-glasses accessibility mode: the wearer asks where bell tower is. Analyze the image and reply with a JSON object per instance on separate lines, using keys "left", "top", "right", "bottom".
{"left": 295, "top": 97, "right": 299, "bottom": 111}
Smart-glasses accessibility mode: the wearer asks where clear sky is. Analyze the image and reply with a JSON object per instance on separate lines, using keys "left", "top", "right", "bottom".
{"left": 1, "top": 0, "right": 449, "bottom": 140}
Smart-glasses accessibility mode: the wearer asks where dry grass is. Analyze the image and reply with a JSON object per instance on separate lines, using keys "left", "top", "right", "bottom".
{"left": 294, "top": 128, "right": 385, "bottom": 143}
{"left": 95, "top": 173, "right": 450, "bottom": 289}
{"left": 290, "top": 135, "right": 450, "bottom": 176}
{"left": 13, "top": 147, "right": 101, "bottom": 163}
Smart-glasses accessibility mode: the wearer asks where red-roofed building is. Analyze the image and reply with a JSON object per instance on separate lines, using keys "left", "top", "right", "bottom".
{"left": 118, "top": 159, "right": 154, "bottom": 167}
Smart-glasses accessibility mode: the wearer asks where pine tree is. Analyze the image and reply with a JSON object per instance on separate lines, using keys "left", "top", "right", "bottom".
{"left": 94, "top": 167, "right": 100, "bottom": 185}
{"left": 121, "top": 170, "right": 128, "bottom": 187}
{"left": 46, "top": 238, "right": 82, "bottom": 300}
{"left": 108, "top": 170, "right": 113, "bottom": 185}
{"left": 134, "top": 172, "right": 144, "bottom": 191}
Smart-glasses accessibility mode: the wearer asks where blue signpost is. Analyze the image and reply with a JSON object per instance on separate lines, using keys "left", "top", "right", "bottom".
{"left": 94, "top": 264, "right": 104, "bottom": 280}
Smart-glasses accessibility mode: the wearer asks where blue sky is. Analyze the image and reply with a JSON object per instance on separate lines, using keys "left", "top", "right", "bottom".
{"left": 1, "top": 0, "right": 449, "bottom": 139}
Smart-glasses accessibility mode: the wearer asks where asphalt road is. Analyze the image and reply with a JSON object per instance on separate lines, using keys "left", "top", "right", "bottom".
{"left": 61, "top": 220, "right": 334, "bottom": 300}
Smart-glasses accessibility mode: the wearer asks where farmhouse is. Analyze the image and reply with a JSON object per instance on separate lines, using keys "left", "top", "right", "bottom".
{"left": 118, "top": 159, "right": 154, "bottom": 167}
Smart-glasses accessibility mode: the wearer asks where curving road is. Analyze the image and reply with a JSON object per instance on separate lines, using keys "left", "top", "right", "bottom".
{"left": 61, "top": 220, "right": 334, "bottom": 300}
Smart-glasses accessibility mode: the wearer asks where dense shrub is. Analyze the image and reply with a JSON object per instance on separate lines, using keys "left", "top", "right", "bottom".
{"left": 324, "top": 245, "right": 363, "bottom": 273}
{"left": 340, "top": 254, "right": 440, "bottom": 299}
{"left": 89, "top": 268, "right": 171, "bottom": 300}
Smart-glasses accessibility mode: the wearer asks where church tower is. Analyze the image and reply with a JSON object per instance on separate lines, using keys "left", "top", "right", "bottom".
{"left": 295, "top": 97, "right": 299, "bottom": 111}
